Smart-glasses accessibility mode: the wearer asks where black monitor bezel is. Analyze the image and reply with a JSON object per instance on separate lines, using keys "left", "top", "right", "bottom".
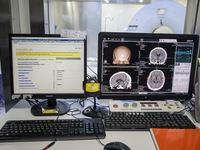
{"left": 9, "top": 34, "right": 87, "bottom": 99}
{"left": 98, "top": 32, "right": 199, "bottom": 100}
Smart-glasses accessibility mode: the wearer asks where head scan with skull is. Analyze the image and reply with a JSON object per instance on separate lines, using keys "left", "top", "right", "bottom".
{"left": 113, "top": 46, "right": 131, "bottom": 64}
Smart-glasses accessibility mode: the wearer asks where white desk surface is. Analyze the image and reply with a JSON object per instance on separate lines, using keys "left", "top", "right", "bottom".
{"left": 0, "top": 100, "right": 158, "bottom": 150}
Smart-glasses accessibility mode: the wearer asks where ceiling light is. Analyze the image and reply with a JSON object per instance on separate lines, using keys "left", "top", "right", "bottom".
{"left": 104, "top": 0, "right": 109, "bottom": 3}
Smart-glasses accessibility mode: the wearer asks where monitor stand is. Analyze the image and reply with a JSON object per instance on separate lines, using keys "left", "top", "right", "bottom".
{"left": 31, "top": 99, "right": 70, "bottom": 116}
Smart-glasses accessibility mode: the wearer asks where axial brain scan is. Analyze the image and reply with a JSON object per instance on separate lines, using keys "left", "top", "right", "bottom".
{"left": 113, "top": 46, "right": 131, "bottom": 64}
{"left": 109, "top": 71, "right": 132, "bottom": 89}
{"left": 147, "top": 70, "right": 165, "bottom": 91}
{"left": 149, "top": 47, "right": 167, "bottom": 65}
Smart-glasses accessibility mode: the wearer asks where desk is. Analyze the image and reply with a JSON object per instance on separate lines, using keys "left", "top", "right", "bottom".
{"left": 0, "top": 100, "right": 157, "bottom": 150}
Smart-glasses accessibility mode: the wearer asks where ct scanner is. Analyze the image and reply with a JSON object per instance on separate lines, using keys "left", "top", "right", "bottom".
{"left": 127, "top": 0, "right": 186, "bottom": 34}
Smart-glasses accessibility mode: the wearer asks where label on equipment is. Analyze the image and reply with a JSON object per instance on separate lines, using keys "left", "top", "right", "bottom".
{"left": 42, "top": 109, "right": 59, "bottom": 114}
{"left": 85, "top": 83, "right": 100, "bottom": 92}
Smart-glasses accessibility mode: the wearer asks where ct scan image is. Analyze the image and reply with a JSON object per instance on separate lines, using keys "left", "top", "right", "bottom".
{"left": 140, "top": 42, "right": 176, "bottom": 67}
{"left": 149, "top": 47, "right": 167, "bottom": 65}
{"left": 138, "top": 68, "right": 173, "bottom": 92}
{"left": 101, "top": 67, "right": 138, "bottom": 92}
{"left": 102, "top": 41, "right": 140, "bottom": 66}
{"left": 147, "top": 69, "right": 165, "bottom": 91}
{"left": 109, "top": 71, "right": 132, "bottom": 89}
{"left": 112, "top": 46, "right": 131, "bottom": 64}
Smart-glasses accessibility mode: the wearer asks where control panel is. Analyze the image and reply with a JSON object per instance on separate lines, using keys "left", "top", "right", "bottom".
{"left": 109, "top": 101, "right": 184, "bottom": 112}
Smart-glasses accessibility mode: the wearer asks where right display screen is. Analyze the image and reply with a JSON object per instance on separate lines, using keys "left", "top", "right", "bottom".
{"left": 98, "top": 32, "right": 199, "bottom": 100}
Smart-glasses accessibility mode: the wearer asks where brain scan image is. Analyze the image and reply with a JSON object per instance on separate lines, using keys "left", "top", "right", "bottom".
{"left": 113, "top": 46, "right": 131, "bottom": 64}
{"left": 109, "top": 71, "right": 132, "bottom": 89}
{"left": 149, "top": 47, "right": 167, "bottom": 65}
{"left": 147, "top": 70, "right": 165, "bottom": 91}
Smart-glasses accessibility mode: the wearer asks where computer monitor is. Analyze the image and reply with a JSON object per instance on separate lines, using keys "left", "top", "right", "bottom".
{"left": 98, "top": 32, "right": 199, "bottom": 100}
{"left": 9, "top": 34, "right": 86, "bottom": 116}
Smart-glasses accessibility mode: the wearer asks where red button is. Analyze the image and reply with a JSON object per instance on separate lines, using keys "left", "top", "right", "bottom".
{"left": 113, "top": 104, "right": 118, "bottom": 108}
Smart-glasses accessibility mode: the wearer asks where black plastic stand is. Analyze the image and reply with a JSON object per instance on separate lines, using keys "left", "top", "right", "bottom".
{"left": 82, "top": 97, "right": 108, "bottom": 118}
{"left": 31, "top": 99, "right": 70, "bottom": 116}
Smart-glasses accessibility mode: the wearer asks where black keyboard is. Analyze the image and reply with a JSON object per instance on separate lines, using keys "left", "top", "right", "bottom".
{"left": 103, "top": 112, "right": 196, "bottom": 131}
{"left": 0, "top": 118, "right": 106, "bottom": 142}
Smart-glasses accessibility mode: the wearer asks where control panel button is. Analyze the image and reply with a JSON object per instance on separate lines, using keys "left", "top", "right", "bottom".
{"left": 113, "top": 104, "right": 118, "bottom": 108}
{"left": 132, "top": 103, "right": 138, "bottom": 107}
{"left": 123, "top": 103, "right": 129, "bottom": 108}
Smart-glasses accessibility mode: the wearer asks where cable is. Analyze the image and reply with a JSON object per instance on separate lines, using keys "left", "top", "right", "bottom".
{"left": 88, "top": 97, "right": 100, "bottom": 105}
{"left": 93, "top": 97, "right": 97, "bottom": 110}
{"left": 79, "top": 98, "right": 86, "bottom": 107}
{"left": 69, "top": 113, "right": 106, "bottom": 147}
{"left": 25, "top": 97, "right": 40, "bottom": 107}
{"left": 184, "top": 99, "right": 195, "bottom": 113}
{"left": 87, "top": 65, "right": 97, "bottom": 77}
{"left": 95, "top": 133, "right": 105, "bottom": 147}
{"left": 66, "top": 103, "right": 106, "bottom": 148}
{"left": 67, "top": 108, "right": 82, "bottom": 118}
{"left": 69, "top": 99, "right": 79, "bottom": 106}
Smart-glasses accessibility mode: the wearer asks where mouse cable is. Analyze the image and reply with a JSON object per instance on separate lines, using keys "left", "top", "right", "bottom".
{"left": 66, "top": 105, "right": 105, "bottom": 147}
{"left": 96, "top": 135, "right": 105, "bottom": 147}
{"left": 68, "top": 112, "right": 106, "bottom": 147}
{"left": 69, "top": 109, "right": 106, "bottom": 148}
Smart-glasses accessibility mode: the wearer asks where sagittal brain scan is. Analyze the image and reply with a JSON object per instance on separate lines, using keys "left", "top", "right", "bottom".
{"left": 109, "top": 71, "right": 132, "bottom": 89}
{"left": 147, "top": 70, "right": 165, "bottom": 91}
{"left": 149, "top": 47, "right": 167, "bottom": 65}
{"left": 113, "top": 46, "right": 131, "bottom": 64}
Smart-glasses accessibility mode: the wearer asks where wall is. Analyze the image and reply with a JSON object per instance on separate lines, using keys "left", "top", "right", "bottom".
{"left": 102, "top": 3, "right": 145, "bottom": 32}
{"left": 53, "top": 1, "right": 101, "bottom": 58}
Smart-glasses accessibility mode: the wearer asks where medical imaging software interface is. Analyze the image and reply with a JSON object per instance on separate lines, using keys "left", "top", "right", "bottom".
{"left": 100, "top": 35, "right": 195, "bottom": 96}
{"left": 11, "top": 36, "right": 85, "bottom": 94}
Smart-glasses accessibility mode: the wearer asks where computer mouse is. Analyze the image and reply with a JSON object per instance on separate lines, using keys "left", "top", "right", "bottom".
{"left": 104, "top": 142, "right": 131, "bottom": 150}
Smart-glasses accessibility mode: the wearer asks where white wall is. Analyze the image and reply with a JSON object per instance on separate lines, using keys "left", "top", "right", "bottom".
{"left": 102, "top": 3, "right": 145, "bottom": 32}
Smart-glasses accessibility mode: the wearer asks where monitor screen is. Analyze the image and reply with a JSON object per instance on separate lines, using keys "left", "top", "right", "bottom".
{"left": 98, "top": 32, "right": 199, "bottom": 100}
{"left": 10, "top": 34, "right": 86, "bottom": 115}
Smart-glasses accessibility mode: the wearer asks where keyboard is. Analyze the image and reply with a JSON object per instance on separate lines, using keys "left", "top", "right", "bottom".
{"left": 103, "top": 112, "right": 196, "bottom": 131}
{"left": 0, "top": 118, "right": 106, "bottom": 142}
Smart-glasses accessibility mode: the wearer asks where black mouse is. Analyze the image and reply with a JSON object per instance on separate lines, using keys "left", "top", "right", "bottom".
{"left": 104, "top": 142, "right": 131, "bottom": 150}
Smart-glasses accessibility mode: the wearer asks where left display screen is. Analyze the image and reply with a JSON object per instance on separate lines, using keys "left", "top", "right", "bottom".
{"left": 11, "top": 36, "right": 85, "bottom": 95}
{"left": 10, "top": 34, "right": 86, "bottom": 116}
